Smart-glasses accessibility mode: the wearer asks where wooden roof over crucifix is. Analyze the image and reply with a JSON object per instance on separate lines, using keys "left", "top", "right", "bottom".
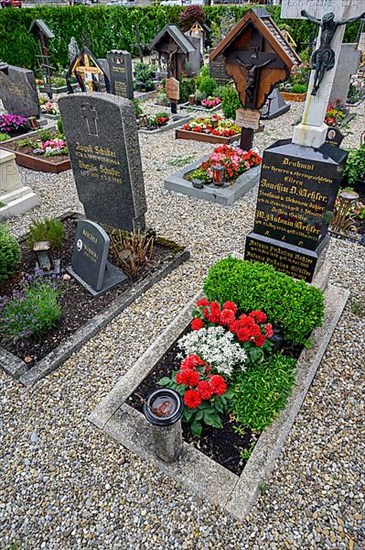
{"left": 210, "top": 8, "right": 301, "bottom": 109}
{"left": 149, "top": 24, "right": 196, "bottom": 55}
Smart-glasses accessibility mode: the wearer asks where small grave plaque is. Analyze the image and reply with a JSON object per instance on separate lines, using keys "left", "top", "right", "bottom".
{"left": 166, "top": 77, "right": 180, "bottom": 101}
{"left": 235, "top": 108, "right": 261, "bottom": 130}
{"left": 67, "top": 219, "right": 127, "bottom": 297}
{"left": 107, "top": 50, "right": 134, "bottom": 99}
{"left": 59, "top": 92, "right": 147, "bottom": 232}
{"left": 325, "top": 126, "right": 345, "bottom": 147}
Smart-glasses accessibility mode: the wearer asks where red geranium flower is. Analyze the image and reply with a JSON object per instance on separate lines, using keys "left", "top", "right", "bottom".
{"left": 236, "top": 327, "right": 251, "bottom": 342}
{"left": 265, "top": 324, "right": 274, "bottom": 338}
{"left": 220, "top": 308, "right": 235, "bottom": 325}
{"left": 197, "top": 298, "right": 209, "bottom": 307}
{"left": 196, "top": 380, "right": 213, "bottom": 400}
{"left": 176, "top": 369, "right": 200, "bottom": 387}
{"left": 249, "top": 310, "right": 267, "bottom": 323}
{"left": 180, "top": 354, "right": 206, "bottom": 371}
{"left": 209, "top": 375, "right": 227, "bottom": 396}
{"left": 184, "top": 389, "right": 202, "bottom": 409}
{"left": 254, "top": 333, "right": 266, "bottom": 347}
{"left": 223, "top": 301, "right": 237, "bottom": 313}
{"left": 191, "top": 318, "right": 204, "bottom": 331}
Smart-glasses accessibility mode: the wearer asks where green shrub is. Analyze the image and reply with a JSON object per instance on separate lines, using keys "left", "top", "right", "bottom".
{"left": 232, "top": 353, "right": 297, "bottom": 432}
{"left": 132, "top": 98, "right": 143, "bottom": 117}
{"left": 203, "top": 257, "right": 324, "bottom": 345}
{"left": 0, "top": 133, "right": 8, "bottom": 142}
{"left": 221, "top": 85, "right": 241, "bottom": 119}
{"left": 26, "top": 217, "right": 65, "bottom": 251}
{"left": 0, "top": 225, "right": 20, "bottom": 285}
{"left": 345, "top": 144, "right": 365, "bottom": 186}
{"left": 0, "top": 280, "right": 61, "bottom": 340}
{"left": 180, "top": 77, "right": 196, "bottom": 103}
{"left": 198, "top": 76, "right": 217, "bottom": 97}
{"left": 134, "top": 62, "right": 155, "bottom": 92}
{"left": 57, "top": 118, "right": 63, "bottom": 136}
{"left": 195, "top": 64, "right": 209, "bottom": 89}
{"left": 290, "top": 83, "right": 307, "bottom": 94}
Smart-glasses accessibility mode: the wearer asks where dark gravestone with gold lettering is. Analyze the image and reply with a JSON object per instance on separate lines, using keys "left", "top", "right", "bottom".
{"left": 107, "top": 50, "right": 134, "bottom": 99}
{"left": 0, "top": 64, "right": 40, "bottom": 119}
{"left": 245, "top": 139, "right": 347, "bottom": 282}
{"left": 68, "top": 219, "right": 127, "bottom": 297}
{"left": 59, "top": 92, "right": 147, "bottom": 231}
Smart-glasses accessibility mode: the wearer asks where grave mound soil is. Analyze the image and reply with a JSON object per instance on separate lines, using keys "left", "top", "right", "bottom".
{"left": 0, "top": 215, "right": 183, "bottom": 368}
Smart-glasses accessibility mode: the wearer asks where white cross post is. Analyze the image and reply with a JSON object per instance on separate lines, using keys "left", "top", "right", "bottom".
{"left": 281, "top": 0, "right": 365, "bottom": 149}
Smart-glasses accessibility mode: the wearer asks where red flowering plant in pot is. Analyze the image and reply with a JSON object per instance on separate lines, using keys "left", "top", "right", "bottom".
{"left": 158, "top": 353, "right": 233, "bottom": 437}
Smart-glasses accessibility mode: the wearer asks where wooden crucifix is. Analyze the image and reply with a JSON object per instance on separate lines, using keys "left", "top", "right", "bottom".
{"left": 210, "top": 8, "right": 300, "bottom": 150}
{"left": 67, "top": 46, "right": 110, "bottom": 94}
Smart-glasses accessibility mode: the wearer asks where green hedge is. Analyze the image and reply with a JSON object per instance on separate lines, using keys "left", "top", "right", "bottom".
{"left": 203, "top": 257, "right": 324, "bottom": 345}
{"left": 0, "top": 5, "right": 360, "bottom": 72}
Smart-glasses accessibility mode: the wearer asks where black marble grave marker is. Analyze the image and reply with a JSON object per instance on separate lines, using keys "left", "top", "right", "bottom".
{"left": 59, "top": 92, "right": 147, "bottom": 231}
{"left": 245, "top": 139, "right": 347, "bottom": 281}
{"left": 107, "top": 50, "right": 134, "bottom": 99}
{"left": 0, "top": 65, "right": 40, "bottom": 119}
{"left": 67, "top": 219, "right": 127, "bottom": 297}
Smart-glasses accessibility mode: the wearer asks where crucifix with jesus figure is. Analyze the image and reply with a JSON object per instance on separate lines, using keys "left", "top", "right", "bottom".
{"left": 210, "top": 8, "right": 300, "bottom": 150}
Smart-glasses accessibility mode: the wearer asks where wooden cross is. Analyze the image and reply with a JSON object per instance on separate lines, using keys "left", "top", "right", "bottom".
{"left": 73, "top": 53, "right": 103, "bottom": 92}
{"left": 81, "top": 103, "right": 98, "bottom": 137}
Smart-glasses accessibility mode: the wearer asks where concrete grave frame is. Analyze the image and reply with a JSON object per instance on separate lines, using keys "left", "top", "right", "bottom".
{"left": 0, "top": 214, "right": 190, "bottom": 387}
{"left": 89, "top": 260, "right": 349, "bottom": 520}
{"left": 164, "top": 156, "right": 261, "bottom": 206}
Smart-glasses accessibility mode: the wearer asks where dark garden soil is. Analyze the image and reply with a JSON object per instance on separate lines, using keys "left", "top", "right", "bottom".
{"left": 127, "top": 332, "right": 255, "bottom": 476}
{"left": 0, "top": 214, "right": 185, "bottom": 368}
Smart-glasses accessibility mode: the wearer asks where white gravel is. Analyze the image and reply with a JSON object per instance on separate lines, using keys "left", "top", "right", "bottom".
{"left": 1, "top": 101, "right": 364, "bottom": 549}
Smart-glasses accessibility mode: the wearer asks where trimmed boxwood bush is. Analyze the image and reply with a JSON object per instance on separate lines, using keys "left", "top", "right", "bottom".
{"left": 203, "top": 257, "right": 324, "bottom": 345}
{"left": 232, "top": 353, "right": 297, "bottom": 432}
{"left": 0, "top": 225, "right": 20, "bottom": 285}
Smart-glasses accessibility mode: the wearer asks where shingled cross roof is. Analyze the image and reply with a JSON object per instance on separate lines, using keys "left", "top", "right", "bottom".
{"left": 149, "top": 24, "right": 196, "bottom": 54}
{"left": 28, "top": 19, "right": 55, "bottom": 40}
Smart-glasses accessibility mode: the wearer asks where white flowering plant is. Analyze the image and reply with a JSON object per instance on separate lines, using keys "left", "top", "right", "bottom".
{"left": 178, "top": 326, "right": 248, "bottom": 377}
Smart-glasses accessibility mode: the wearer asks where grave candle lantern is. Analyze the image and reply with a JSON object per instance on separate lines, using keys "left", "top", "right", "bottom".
{"left": 33, "top": 241, "right": 54, "bottom": 272}
{"left": 189, "top": 94, "right": 195, "bottom": 105}
{"left": 212, "top": 165, "right": 226, "bottom": 186}
{"left": 143, "top": 388, "right": 184, "bottom": 463}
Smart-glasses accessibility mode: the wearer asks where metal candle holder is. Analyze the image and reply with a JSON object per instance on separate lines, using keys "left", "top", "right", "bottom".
{"left": 212, "top": 165, "right": 226, "bottom": 186}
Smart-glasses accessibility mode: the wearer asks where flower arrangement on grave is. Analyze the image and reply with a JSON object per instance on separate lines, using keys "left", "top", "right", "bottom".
{"left": 188, "top": 144, "right": 262, "bottom": 184}
{"left": 182, "top": 115, "right": 240, "bottom": 137}
{"left": 279, "top": 62, "right": 310, "bottom": 94}
{"left": 0, "top": 114, "right": 28, "bottom": 136}
{"left": 40, "top": 101, "right": 60, "bottom": 116}
{"left": 148, "top": 112, "right": 170, "bottom": 129}
{"left": 200, "top": 96, "right": 221, "bottom": 109}
{"left": 17, "top": 128, "right": 68, "bottom": 158}
{"left": 158, "top": 298, "right": 276, "bottom": 436}
{"left": 325, "top": 102, "right": 347, "bottom": 127}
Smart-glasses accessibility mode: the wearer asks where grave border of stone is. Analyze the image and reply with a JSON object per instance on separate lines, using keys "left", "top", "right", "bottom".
{"left": 179, "top": 102, "right": 222, "bottom": 113}
{"left": 164, "top": 155, "right": 261, "bottom": 205}
{"left": 89, "top": 257, "right": 349, "bottom": 520}
{"left": 0, "top": 213, "right": 190, "bottom": 387}
{"left": 138, "top": 114, "right": 193, "bottom": 135}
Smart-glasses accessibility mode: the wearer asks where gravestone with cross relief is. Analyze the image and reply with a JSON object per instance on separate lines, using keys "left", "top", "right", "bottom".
{"left": 58, "top": 92, "right": 147, "bottom": 232}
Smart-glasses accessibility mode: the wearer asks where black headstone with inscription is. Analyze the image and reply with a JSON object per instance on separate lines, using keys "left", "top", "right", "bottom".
{"left": 67, "top": 219, "right": 127, "bottom": 297}
{"left": 244, "top": 139, "right": 347, "bottom": 281}
{"left": 59, "top": 92, "right": 147, "bottom": 231}
{"left": 107, "top": 50, "right": 134, "bottom": 100}
{"left": 0, "top": 65, "right": 40, "bottom": 119}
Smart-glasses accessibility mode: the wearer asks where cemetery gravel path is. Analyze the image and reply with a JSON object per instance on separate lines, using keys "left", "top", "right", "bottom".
{"left": 1, "top": 103, "right": 364, "bottom": 549}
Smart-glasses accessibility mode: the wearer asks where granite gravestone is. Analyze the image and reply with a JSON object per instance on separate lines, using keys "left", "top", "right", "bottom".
{"left": 329, "top": 43, "right": 361, "bottom": 104}
{"left": 245, "top": 139, "right": 347, "bottom": 281}
{"left": 68, "top": 219, "right": 127, "bottom": 297}
{"left": 209, "top": 55, "right": 231, "bottom": 84}
{"left": 58, "top": 92, "right": 147, "bottom": 232}
{"left": 107, "top": 50, "right": 134, "bottom": 99}
{"left": 0, "top": 65, "right": 40, "bottom": 119}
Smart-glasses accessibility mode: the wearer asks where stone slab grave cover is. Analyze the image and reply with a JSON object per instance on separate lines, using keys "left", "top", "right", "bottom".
{"left": 330, "top": 43, "right": 361, "bottom": 104}
{"left": 107, "top": 50, "right": 134, "bottom": 100}
{"left": 59, "top": 92, "right": 147, "bottom": 231}
{"left": 0, "top": 64, "right": 40, "bottom": 119}
{"left": 67, "top": 219, "right": 127, "bottom": 297}
{"left": 0, "top": 149, "right": 38, "bottom": 221}
{"left": 245, "top": 139, "right": 347, "bottom": 281}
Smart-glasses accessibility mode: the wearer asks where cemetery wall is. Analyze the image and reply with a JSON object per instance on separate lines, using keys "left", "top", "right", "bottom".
{"left": 0, "top": 5, "right": 361, "bottom": 73}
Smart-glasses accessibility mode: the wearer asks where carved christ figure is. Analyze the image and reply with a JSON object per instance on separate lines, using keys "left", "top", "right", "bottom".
{"left": 301, "top": 10, "right": 365, "bottom": 95}
{"left": 235, "top": 55, "right": 274, "bottom": 103}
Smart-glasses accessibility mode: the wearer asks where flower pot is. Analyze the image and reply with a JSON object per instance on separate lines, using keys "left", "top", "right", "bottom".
{"left": 280, "top": 91, "right": 307, "bottom": 102}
